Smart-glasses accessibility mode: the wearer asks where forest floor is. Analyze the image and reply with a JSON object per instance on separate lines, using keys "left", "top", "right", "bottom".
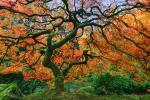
{"left": 0, "top": 82, "right": 150, "bottom": 100}
{"left": 24, "top": 89, "right": 150, "bottom": 100}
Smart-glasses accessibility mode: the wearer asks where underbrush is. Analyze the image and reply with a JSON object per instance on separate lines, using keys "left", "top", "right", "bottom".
{"left": 24, "top": 88, "right": 150, "bottom": 100}
{"left": 0, "top": 73, "right": 48, "bottom": 95}
{"left": 85, "top": 72, "right": 150, "bottom": 95}
{"left": 0, "top": 72, "right": 150, "bottom": 97}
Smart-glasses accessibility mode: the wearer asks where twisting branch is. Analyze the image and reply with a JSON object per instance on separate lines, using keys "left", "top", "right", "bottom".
{"left": 62, "top": 50, "right": 89, "bottom": 76}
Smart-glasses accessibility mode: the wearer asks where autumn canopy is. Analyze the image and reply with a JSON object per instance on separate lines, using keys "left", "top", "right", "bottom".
{"left": 0, "top": 0, "right": 149, "bottom": 90}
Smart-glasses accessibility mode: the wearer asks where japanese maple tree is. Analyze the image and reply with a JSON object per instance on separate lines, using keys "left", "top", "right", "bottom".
{"left": 0, "top": 0, "right": 149, "bottom": 91}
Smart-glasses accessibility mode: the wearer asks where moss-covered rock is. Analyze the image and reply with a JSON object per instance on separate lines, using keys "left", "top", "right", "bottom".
{"left": 77, "top": 86, "right": 95, "bottom": 94}
{"left": 0, "top": 83, "right": 23, "bottom": 100}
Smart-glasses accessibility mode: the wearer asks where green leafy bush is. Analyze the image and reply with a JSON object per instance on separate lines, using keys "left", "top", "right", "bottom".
{"left": 0, "top": 73, "right": 48, "bottom": 94}
{"left": 87, "top": 72, "right": 150, "bottom": 95}
{"left": 133, "top": 81, "right": 150, "bottom": 94}
{"left": 87, "top": 73, "right": 134, "bottom": 95}
{"left": 18, "top": 79, "right": 48, "bottom": 94}
{"left": 0, "top": 73, "right": 23, "bottom": 84}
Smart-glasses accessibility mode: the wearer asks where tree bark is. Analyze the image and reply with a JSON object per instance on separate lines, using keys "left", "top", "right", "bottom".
{"left": 42, "top": 33, "right": 65, "bottom": 91}
{"left": 55, "top": 74, "right": 64, "bottom": 91}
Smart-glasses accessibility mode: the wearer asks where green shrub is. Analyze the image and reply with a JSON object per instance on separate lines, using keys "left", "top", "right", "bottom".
{"left": 87, "top": 72, "right": 150, "bottom": 95}
{"left": 18, "top": 79, "right": 48, "bottom": 94}
{"left": 0, "top": 73, "right": 48, "bottom": 94}
{"left": 89, "top": 72, "right": 134, "bottom": 95}
{"left": 133, "top": 82, "right": 150, "bottom": 94}
{"left": 0, "top": 73, "right": 23, "bottom": 84}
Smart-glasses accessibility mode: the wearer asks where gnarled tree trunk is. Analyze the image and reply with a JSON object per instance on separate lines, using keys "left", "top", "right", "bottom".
{"left": 55, "top": 74, "right": 64, "bottom": 91}
{"left": 42, "top": 33, "right": 65, "bottom": 91}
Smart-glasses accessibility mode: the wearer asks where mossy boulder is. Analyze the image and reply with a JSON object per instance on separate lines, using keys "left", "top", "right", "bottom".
{"left": 0, "top": 83, "right": 23, "bottom": 100}
{"left": 77, "top": 86, "right": 95, "bottom": 94}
